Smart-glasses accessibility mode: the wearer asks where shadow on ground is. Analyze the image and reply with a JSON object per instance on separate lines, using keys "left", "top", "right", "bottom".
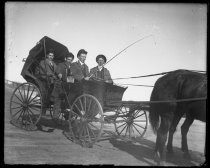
{"left": 109, "top": 138, "right": 202, "bottom": 166}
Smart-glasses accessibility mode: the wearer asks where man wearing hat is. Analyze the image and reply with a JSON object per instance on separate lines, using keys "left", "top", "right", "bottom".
{"left": 90, "top": 54, "right": 113, "bottom": 83}
{"left": 71, "top": 49, "right": 90, "bottom": 81}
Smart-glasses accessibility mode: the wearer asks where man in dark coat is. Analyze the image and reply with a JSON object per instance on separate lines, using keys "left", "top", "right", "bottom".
{"left": 35, "top": 49, "right": 58, "bottom": 85}
{"left": 90, "top": 54, "right": 113, "bottom": 83}
{"left": 51, "top": 52, "right": 75, "bottom": 119}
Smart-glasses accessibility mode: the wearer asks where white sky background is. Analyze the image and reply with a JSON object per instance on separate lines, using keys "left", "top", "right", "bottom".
{"left": 5, "top": 3, "right": 207, "bottom": 101}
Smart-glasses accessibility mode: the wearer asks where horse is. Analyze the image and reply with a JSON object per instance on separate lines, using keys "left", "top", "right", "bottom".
{"left": 149, "top": 69, "right": 206, "bottom": 165}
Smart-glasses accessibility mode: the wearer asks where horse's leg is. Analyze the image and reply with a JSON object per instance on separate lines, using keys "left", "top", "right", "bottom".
{"left": 154, "top": 116, "right": 171, "bottom": 165}
{"left": 167, "top": 110, "right": 184, "bottom": 153}
{"left": 181, "top": 113, "right": 194, "bottom": 159}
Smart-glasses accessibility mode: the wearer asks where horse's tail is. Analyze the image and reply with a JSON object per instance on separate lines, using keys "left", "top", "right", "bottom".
{"left": 149, "top": 90, "right": 160, "bottom": 134}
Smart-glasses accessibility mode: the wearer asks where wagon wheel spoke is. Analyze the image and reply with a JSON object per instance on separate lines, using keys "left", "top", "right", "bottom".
{"left": 18, "top": 88, "right": 25, "bottom": 102}
{"left": 87, "top": 98, "right": 92, "bottom": 112}
{"left": 17, "top": 109, "right": 25, "bottom": 121}
{"left": 22, "top": 85, "right": 26, "bottom": 101}
{"left": 11, "top": 100, "right": 22, "bottom": 106}
{"left": 134, "top": 112, "right": 145, "bottom": 119}
{"left": 11, "top": 106, "right": 22, "bottom": 110}
{"left": 28, "top": 105, "right": 41, "bottom": 112}
{"left": 27, "top": 86, "right": 35, "bottom": 102}
{"left": 28, "top": 94, "right": 40, "bottom": 104}
{"left": 132, "top": 123, "right": 143, "bottom": 136}
{"left": 79, "top": 98, "right": 84, "bottom": 112}
{"left": 133, "top": 120, "right": 147, "bottom": 122}
{"left": 11, "top": 108, "right": 23, "bottom": 119}
{"left": 116, "top": 122, "right": 127, "bottom": 129}
{"left": 26, "top": 84, "right": 31, "bottom": 101}
{"left": 26, "top": 109, "right": 33, "bottom": 124}
{"left": 14, "top": 93, "right": 24, "bottom": 103}
{"left": 133, "top": 122, "right": 146, "bottom": 130}
{"left": 87, "top": 123, "right": 96, "bottom": 139}
{"left": 118, "top": 123, "right": 128, "bottom": 135}
{"left": 74, "top": 103, "right": 82, "bottom": 115}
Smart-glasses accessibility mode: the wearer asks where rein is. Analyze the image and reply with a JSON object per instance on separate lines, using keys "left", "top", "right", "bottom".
{"left": 109, "top": 97, "right": 207, "bottom": 105}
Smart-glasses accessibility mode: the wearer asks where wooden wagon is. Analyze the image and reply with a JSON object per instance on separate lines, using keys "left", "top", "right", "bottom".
{"left": 9, "top": 36, "right": 148, "bottom": 147}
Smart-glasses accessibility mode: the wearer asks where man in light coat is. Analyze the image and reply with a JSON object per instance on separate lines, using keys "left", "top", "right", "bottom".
{"left": 71, "top": 49, "right": 90, "bottom": 81}
{"left": 90, "top": 54, "right": 113, "bottom": 83}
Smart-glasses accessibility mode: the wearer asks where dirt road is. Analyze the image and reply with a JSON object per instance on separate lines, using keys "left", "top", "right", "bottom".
{"left": 4, "top": 84, "right": 206, "bottom": 165}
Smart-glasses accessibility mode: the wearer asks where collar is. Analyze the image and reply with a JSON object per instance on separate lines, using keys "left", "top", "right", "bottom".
{"left": 65, "top": 61, "right": 71, "bottom": 67}
{"left": 78, "top": 60, "right": 84, "bottom": 66}
{"left": 46, "top": 59, "right": 53, "bottom": 65}
{"left": 97, "top": 66, "right": 103, "bottom": 71}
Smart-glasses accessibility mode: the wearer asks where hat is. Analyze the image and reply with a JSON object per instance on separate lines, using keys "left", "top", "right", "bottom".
{"left": 96, "top": 54, "right": 107, "bottom": 63}
{"left": 77, "top": 49, "right": 88, "bottom": 57}
{"left": 66, "top": 52, "right": 74, "bottom": 60}
{"left": 47, "top": 48, "right": 55, "bottom": 55}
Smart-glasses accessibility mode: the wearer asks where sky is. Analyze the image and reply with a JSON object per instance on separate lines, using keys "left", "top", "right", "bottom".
{"left": 5, "top": 2, "right": 207, "bottom": 101}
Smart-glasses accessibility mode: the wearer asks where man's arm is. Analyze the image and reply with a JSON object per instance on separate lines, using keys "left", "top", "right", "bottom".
{"left": 105, "top": 69, "right": 113, "bottom": 83}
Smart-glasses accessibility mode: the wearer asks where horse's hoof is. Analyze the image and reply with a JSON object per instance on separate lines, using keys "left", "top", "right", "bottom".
{"left": 183, "top": 152, "right": 191, "bottom": 160}
{"left": 154, "top": 151, "right": 161, "bottom": 165}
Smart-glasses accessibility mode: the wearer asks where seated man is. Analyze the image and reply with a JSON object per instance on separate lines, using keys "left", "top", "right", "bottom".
{"left": 90, "top": 54, "right": 113, "bottom": 83}
{"left": 89, "top": 54, "right": 113, "bottom": 109}
{"left": 51, "top": 52, "right": 75, "bottom": 119}
{"left": 35, "top": 49, "right": 58, "bottom": 86}
{"left": 35, "top": 49, "right": 59, "bottom": 107}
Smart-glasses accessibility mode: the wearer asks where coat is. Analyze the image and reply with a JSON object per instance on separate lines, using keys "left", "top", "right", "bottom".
{"left": 71, "top": 61, "right": 90, "bottom": 81}
{"left": 35, "top": 59, "right": 58, "bottom": 83}
{"left": 57, "top": 61, "right": 73, "bottom": 82}
{"left": 90, "top": 66, "right": 113, "bottom": 83}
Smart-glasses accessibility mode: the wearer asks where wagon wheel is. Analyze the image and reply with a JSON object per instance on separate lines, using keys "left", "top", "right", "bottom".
{"left": 68, "top": 94, "right": 104, "bottom": 147}
{"left": 114, "top": 105, "right": 148, "bottom": 141}
{"left": 10, "top": 82, "right": 43, "bottom": 131}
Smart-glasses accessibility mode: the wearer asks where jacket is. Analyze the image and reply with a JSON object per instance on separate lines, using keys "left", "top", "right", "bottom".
{"left": 35, "top": 59, "right": 58, "bottom": 82}
{"left": 90, "top": 66, "right": 113, "bottom": 83}
{"left": 57, "top": 61, "right": 73, "bottom": 82}
{"left": 71, "top": 61, "right": 90, "bottom": 81}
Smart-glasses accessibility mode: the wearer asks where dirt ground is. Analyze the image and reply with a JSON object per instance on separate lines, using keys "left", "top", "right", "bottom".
{"left": 4, "top": 84, "right": 206, "bottom": 166}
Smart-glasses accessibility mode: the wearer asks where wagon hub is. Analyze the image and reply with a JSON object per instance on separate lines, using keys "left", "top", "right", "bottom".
{"left": 126, "top": 117, "right": 133, "bottom": 125}
{"left": 22, "top": 101, "right": 29, "bottom": 109}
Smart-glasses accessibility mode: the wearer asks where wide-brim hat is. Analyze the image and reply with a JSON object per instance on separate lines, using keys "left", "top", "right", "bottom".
{"left": 66, "top": 52, "right": 74, "bottom": 60}
{"left": 96, "top": 54, "right": 107, "bottom": 63}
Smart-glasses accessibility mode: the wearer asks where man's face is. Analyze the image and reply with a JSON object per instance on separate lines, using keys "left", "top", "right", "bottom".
{"left": 97, "top": 58, "right": 105, "bottom": 66}
{"left": 47, "top": 52, "right": 54, "bottom": 61}
{"left": 78, "top": 53, "right": 87, "bottom": 63}
{"left": 66, "top": 57, "right": 73, "bottom": 63}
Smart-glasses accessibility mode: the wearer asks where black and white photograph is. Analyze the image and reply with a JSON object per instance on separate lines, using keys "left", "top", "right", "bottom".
{"left": 5, "top": 2, "right": 206, "bottom": 166}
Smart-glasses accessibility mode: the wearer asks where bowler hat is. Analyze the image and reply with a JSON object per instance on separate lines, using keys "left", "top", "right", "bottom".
{"left": 77, "top": 49, "right": 88, "bottom": 57}
{"left": 66, "top": 52, "right": 74, "bottom": 60}
{"left": 96, "top": 54, "right": 107, "bottom": 63}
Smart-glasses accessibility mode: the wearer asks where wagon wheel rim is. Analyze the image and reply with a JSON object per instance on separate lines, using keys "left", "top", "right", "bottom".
{"left": 69, "top": 94, "right": 104, "bottom": 147}
{"left": 114, "top": 106, "right": 148, "bottom": 141}
{"left": 10, "top": 82, "right": 43, "bottom": 131}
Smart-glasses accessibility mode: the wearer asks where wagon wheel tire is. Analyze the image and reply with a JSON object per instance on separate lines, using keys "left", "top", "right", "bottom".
{"left": 114, "top": 106, "right": 148, "bottom": 141}
{"left": 68, "top": 94, "right": 104, "bottom": 147}
{"left": 10, "top": 82, "right": 43, "bottom": 131}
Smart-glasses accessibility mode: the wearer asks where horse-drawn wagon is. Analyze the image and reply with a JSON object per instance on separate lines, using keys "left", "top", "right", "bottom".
{"left": 10, "top": 36, "right": 149, "bottom": 147}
